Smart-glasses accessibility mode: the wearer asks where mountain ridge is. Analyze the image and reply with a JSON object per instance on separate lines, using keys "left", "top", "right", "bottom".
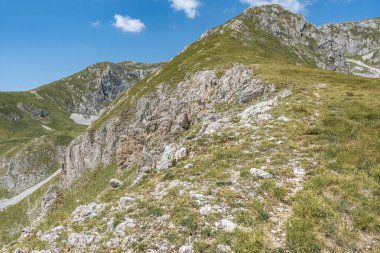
{"left": 1, "top": 4, "right": 379, "bottom": 253}
{"left": 0, "top": 61, "right": 160, "bottom": 199}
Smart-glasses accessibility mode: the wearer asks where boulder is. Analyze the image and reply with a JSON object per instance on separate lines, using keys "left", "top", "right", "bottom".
{"left": 179, "top": 245, "right": 193, "bottom": 253}
{"left": 156, "top": 144, "right": 188, "bottom": 171}
{"left": 109, "top": 179, "right": 123, "bottom": 188}
{"left": 216, "top": 219, "right": 237, "bottom": 232}
{"left": 250, "top": 168, "right": 272, "bottom": 179}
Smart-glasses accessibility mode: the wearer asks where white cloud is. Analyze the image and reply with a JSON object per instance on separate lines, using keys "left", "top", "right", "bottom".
{"left": 91, "top": 21, "right": 101, "bottom": 27}
{"left": 239, "top": 0, "right": 306, "bottom": 13}
{"left": 113, "top": 15, "right": 146, "bottom": 33}
{"left": 170, "top": 0, "right": 200, "bottom": 18}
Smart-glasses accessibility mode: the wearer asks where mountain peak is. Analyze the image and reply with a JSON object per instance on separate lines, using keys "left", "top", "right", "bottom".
{"left": 199, "top": 4, "right": 379, "bottom": 78}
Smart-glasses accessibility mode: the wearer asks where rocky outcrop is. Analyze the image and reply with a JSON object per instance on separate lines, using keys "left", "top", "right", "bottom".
{"left": 45, "top": 62, "right": 160, "bottom": 117}
{"left": 0, "top": 112, "right": 21, "bottom": 123}
{"left": 0, "top": 138, "right": 63, "bottom": 196}
{"left": 17, "top": 103, "right": 48, "bottom": 120}
{"left": 0, "top": 62, "right": 160, "bottom": 199}
{"left": 318, "top": 18, "right": 380, "bottom": 56}
{"left": 202, "top": 5, "right": 379, "bottom": 78}
{"left": 62, "top": 65, "right": 276, "bottom": 186}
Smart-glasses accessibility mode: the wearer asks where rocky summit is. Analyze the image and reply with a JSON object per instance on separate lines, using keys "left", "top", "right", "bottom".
{"left": 0, "top": 4, "right": 379, "bottom": 253}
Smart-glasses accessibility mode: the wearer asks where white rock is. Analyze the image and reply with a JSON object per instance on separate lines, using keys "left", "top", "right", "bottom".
{"left": 50, "top": 226, "right": 64, "bottom": 233}
{"left": 70, "top": 203, "right": 104, "bottom": 223}
{"left": 257, "top": 113, "right": 273, "bottom": 121}
{"left": 179, "top": 245, "right": 193, "bottom": 253}
{"left": 114, "top": 217, "right": 136, "bottom": 237}
{"left": 239, "top": 90, "right": 292, "bottom": 124}
{"left": 204, "top": 122, "right": 223, "bottom": 135}
{"left": 250, "top": 168, "right": 272, "bottom": 179}
{"left": 40, "top": 233, "right": 59, "bottom": 242}
{"left": 156, "top": 144, "right": 187, "bottom": 171}
{"left": 216, "top": 219, "right": 237, "bottom": 232}
{"left": 278, "top": 116, "right": 290, "bottom": 122}
{"left": 217, "top": 244, "right": 232, "bottom": 252}
{"left": 184, "top": 163, "right": 193, "bottom": 169}
{"left": 175, "top": 147, "right": 188, "bottom": 161}
{"left": 200, "top": 204, "right": 225, "bottom": 215}
{"left": 68, "top": 233, "right": 101, "bottom": 248}
{"left": 107, "top": 217, "right": 115, "bottom": 232}
{"left": 42, "top": 125, "right": 53, "bottom": 131}
{"left": 119, "top": 196, "right": 134, "bottom": 209}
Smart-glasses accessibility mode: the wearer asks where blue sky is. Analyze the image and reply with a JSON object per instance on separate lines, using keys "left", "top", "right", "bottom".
{"left": 0, "top": 0, "right": 379, "bottom": 91}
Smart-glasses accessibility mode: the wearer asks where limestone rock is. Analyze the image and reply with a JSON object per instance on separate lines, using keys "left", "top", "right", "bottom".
{"left": 68, "top": 233, "right": 101, "bottom": 248}
{"left": 156, "top": 144, "right": 188, "bottom": 171}
{"left": 70, "top": 203, "right": 104, "bottom": 223}
{"left": 250, "top": 168, "right": 272, "bottom": 179}
{"left": 216, "top": 219, "right": 237, "bottom": 232}
{"left": 179, "top": 245, "right": 193, "bottom": 253}
{"left": 119, "top": 196, "right": 134, "bottom": 209}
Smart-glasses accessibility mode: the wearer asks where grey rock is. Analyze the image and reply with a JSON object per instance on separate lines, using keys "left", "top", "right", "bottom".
{"left": 0, "top": 137, "right": 63, "bottom": 197}
{"left": 62, "top": 65, "right": 275, "bottom": 186}
{"left": 114, "top": 217, "right": 136, "bottom": 237}
{"left": 70, "top": 203, "right": 104, "bottom": 223}
{"left": 216, "top": 219, "right": 237, "bottom": 232}
{"left": 109, "top": 179, "right": 123, "bottom": 188}
{"left": 17, "top": 103, "right": 48, "bottom": 120}
{"left": 217, "top": 244, "right": 232, "bottom": 252}
{"left": 40, "top": 232, "right": 59, "bottom": 242}
{"left": 179, "top": 245, "right": 193, "bottom": 253}
{"left": 40, "top": 185, "right": 58, "bottom": 217}
{"left": 0, "top": 112, "right": 21, "bottom": 123}
{"left": 250, "top": 168, "right": 272, "bottom": 179}
{"left": 178, "top": 113, "right": 191, "bottom": 130}
{"left": 156, "top": 144, "right": 188, "bottom": 171}
{"left": 119, "top": 196, "right": 134, "bottom": 209}
{"left": 278, "top": 116, "right": 290, "bottom": 122}
{"left": 68, "top": 233, "right": 101, "bottom": 248}
{"left": 21, "top": 227, "right": 33, "bottom": 235}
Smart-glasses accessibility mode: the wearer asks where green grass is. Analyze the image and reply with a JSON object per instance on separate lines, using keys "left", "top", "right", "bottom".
{"left": 0, "top": 175, "right": 60, "bottom": 245}
{"left": 286, "top": 76, "right": 380, "bottom": 252}
{"left": 41, "top": 164, "right": 119, "bottom": 229}
{"left": 1, "top": 7, "right": 379, "bottom": 252}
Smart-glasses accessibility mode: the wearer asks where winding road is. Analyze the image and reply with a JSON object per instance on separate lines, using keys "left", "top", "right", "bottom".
{"left": 0, "top": 169, "right": 61, "bottom": 210}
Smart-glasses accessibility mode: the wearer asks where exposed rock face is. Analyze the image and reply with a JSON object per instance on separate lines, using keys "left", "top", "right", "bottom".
{"left": 70, "top": 203, "right": 105, "bottom": 224}
{"left": 318, "top": 18, "right": 380, "bottom": 78}
{"left": 62, "top": 65, "right": 276, "bottom": 186}
{"left": 0, "top": 62, "right": 160, "bottom": 198}
{"left": 52, "top": 62, "right": 160, "bottom": 117}
{"left": 156, "top": 144, "right": 188, "bottom": 171}
{"left": 202, "top": 5, "right": 379, "bottom": 78}
{"left": 319, "top": 19, "right": 379, "bottom": 56}
{"left": 0, "top": 138, "right": 63, "bottom": 196}
{"left": 17, "top": 103, "right": 48, "bottom": 120}
{"left": 0, "top": 112, "right": 21, "bottom": 123}
{"left": 41, "top": 185, "right": 58, "bottom": 215}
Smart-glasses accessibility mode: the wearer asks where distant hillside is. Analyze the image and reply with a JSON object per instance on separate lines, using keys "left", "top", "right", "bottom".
{"left": 0, "top": 61, "right": 160, "bottom": 199}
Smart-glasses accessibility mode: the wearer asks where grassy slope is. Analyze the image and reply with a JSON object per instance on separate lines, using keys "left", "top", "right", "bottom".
{"left": 10, "top": 66, "right": 378, "bottom": 252}
{"left": 75, "top": 8, "right": 380, "bottom": 252}
{"left": 1, "top": 6, "right": 379, "bottom": 252}
{"left": 0, "top": 61, "right": 160, "bottom": 158}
